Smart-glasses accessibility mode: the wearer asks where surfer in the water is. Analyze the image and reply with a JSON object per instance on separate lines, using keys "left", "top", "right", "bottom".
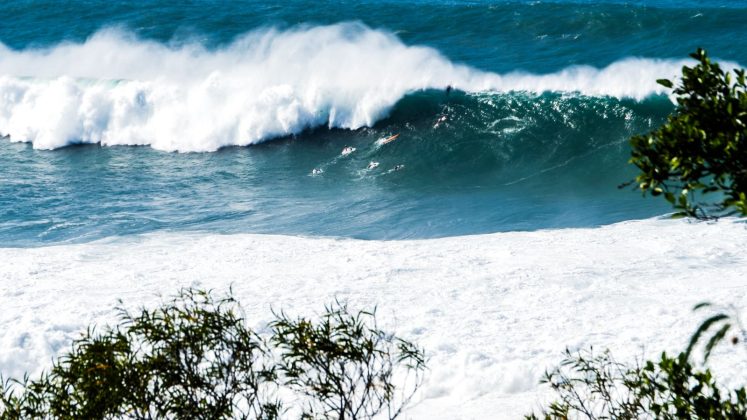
{"left": 434, "top": 85, "right": 452, "bottom": 128}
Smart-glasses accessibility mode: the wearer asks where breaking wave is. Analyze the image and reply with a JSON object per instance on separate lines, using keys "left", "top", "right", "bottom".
{"left": 0, "top": 23, "right": 698, "bottom": 152}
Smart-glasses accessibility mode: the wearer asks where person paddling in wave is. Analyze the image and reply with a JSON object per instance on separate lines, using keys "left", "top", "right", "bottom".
{"left": 380, "top": 133, "right": 399, "bottom": 145}
{"left": 434, "top": 85, "right": 453, "bottom": 128}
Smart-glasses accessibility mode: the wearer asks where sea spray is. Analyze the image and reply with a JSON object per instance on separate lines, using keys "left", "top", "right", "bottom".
{"left": 0, "top": 23, "right": 703, "bottom": 152}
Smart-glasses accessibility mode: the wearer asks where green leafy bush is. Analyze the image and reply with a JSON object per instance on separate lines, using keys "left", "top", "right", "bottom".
{"left": 528, "top": 302, "right": 747, "bottom": 420}
{"left": 0, "top": 289, "right": 425, "bottom": 420}
{"left": 527, "top": 349, "right": 747, "bottom": 420}
{"left": 271, "top": 301, "right": 425, "bottom": 419}
{"left": 629, "top": 48, "right": 747, "bottom": 219}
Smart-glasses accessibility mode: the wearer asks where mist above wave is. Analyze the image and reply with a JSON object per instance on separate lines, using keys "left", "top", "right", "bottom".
{"left": 0, "top": 23, "right": 692, "bottom": 152}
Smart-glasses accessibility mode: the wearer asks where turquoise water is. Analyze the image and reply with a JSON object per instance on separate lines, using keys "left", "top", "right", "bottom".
{"left": 1, "top": 1, "right": 746, "bottom": 246}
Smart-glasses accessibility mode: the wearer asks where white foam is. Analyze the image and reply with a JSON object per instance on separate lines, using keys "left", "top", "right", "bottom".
{"left": 1, "top": 217, "right": 746, "bottom": 418}
{"left": 0, "top": 23, "right": 704, "bottom": 152}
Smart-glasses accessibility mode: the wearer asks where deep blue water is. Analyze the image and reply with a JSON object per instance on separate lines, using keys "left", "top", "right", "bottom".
{"left": 1, "top": 1, "right": 746, "bottom": 246}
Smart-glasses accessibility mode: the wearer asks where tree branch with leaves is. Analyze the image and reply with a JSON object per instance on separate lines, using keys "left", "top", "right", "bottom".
{"left": 629, "top": 48, "right": 747, "bottom": 219}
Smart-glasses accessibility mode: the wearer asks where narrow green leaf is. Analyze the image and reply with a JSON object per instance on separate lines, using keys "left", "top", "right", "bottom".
{"left": 693, "top": 302, "right": 712, "bottom": 311}
{"left": 657, "top": 79, "right": 674, "bottom": 88}
{"left": 685, "top": 314, "right": 729, "bottom": 361}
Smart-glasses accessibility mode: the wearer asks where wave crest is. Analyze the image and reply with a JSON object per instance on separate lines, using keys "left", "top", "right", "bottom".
{"left": 0, "top": 23, "right": 697, "bottom": 151}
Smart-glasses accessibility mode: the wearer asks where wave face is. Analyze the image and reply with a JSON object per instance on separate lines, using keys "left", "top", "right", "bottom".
{"left": 0, "top": 24, "right": 690, "bottom": 152}
{"left": 0, "top": 88, "right": 675, "bottom": 245}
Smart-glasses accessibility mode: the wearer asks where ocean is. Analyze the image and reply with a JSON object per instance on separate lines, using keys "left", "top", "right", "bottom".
{"left": 2, "top": 0, "right": 745, "bottom": 246}
{"left": 2, "top": 1, "right": 747, "bottom": 418}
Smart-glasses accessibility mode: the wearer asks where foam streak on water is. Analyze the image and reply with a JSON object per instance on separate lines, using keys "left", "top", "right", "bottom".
{"left": 0, "top": 23, "right": 693, "bottom": 152}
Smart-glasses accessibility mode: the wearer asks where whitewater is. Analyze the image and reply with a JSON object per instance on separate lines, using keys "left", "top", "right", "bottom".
{"left": 2, "top": 218, "right": 746, "bottom": 418}
{"left": 0, "top": 23, "right": 695, "bottom": 152}
{"left": 3, "top": 2, "right": 747, "bottom": 418}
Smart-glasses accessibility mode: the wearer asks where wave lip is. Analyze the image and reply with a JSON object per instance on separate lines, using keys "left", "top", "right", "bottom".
{"left": 0, "top": 23, "right": 698, "bottom": 152}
